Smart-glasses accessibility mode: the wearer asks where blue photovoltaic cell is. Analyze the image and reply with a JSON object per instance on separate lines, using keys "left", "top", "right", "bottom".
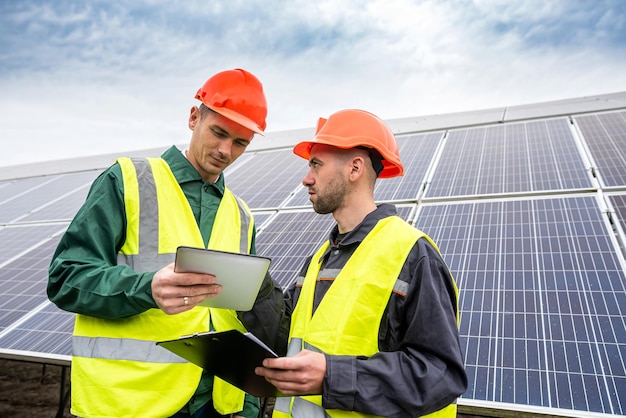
{"left": 0, "top": 177, "right": 43, "bottom": 206}
{"left": 251, "top": 212, "right": 274, "bottom": 232}
{"left": 225, "top": 149, "right": 309, "bottom": 209}
{"left": 415, "top": 196, "right": 626, "bottom": 416}
{"left": 0, "top": 303, "right": 74, "bottom": 357}
{"left": 373, "top": 133, "right": 443, "bottom": 201}
{"left": 425, "top": 119, "right": 592, "bottom": 198}
{"left": 0, "top": 171, "right": 100, "bottom": 224}
{"left": 256, "top": 211, "right": 336, "bottom": 288}
{"left": 256, "top": 206, "right": 413, "bottom": 289}
{"left": 16, "top": 171, "right": 101, "bottom": 223}
{"left": 575, "top": 111, "right": 626, "bottom": 188}
{"left": 0, "top": 224, "right": 66, "bottom": 265}
{"left": 283, "top": 185, "right": 311, "bottom": 208}
{"left": 0, "top": 236, "right": 63, "bottom": 332}
{"left": 17, "top": 186, "right": 91, "bottom": 223}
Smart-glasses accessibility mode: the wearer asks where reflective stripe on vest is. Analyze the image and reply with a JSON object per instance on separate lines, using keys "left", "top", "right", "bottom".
{"left": 274, "top": 216, "right": 458, "bottom": 418}
{"left": 71, "top": 157, "right": 254, "bottom": 417}
{"left": 307, "top": 268, "right": 409, "bottom": 297}
{"left": 116, "top": 158, "right": 252, "bottom": 269}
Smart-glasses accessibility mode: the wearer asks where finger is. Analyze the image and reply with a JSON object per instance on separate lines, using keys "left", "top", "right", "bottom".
{"left": 177, "top": 272, "right": 218, "bottom": 286}
{"left": 177, "top": 284, "right": 222, "bottom": 308}
{"left": 262, "top": 357, "right": 291, "bottom": 369}
{"left": 186, "top": 283, "right": 222, "bottom": 298}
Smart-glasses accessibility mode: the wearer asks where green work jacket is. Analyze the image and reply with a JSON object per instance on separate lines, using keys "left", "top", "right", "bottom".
{"left": 48, "top": 145, "right": 260, "bottom": 417}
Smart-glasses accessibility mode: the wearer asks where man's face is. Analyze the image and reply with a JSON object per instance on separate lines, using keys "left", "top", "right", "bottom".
{"left": 187, "top": 107, "right": 255, "bottom": 182}
{"left": 302, "top": 144, "right": 349, "bottom": 214}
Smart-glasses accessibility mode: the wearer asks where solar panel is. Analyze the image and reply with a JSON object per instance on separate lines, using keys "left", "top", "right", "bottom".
{"left": 252, "top": 212, "right": 275, "bottom": 233}
{"left": 283, "top": 185, "right": 311, "bottom": 208}
{"left": 575, "top": 111, "right": 626, "bottom": 188}
{"left": 256, "top": 211, "right": 336, "bottom": 288}
{"left": 225, "top": 149, "right": 309, "bottom": 209}
{"left": 0, "top": 171, "right": 100, "bottom": 224}
{"left": 0, "top": 235, "right": 63, "bottom": 332}
{"left": 425, "top": 119, "right": 592, "bottom": 198}
{"left": 0, "top": 224, "right": 66, "bottom": 265}
{"left": 414, "top": 196, "right": 626, "bottom": 416}
{"left": 0, "top": 302, "right": 74, "bottom": 359}
{"left": 0, "top": 177, "right": 43, "bottom": 205}
{"left": 17, "top": 186, "right": 91, "bottom": 223}
{"left": 373, "top": 133, "right": 443, "bottom": 201}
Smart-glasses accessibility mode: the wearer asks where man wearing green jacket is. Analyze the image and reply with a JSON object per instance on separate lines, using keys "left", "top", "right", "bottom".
{"left": 48, "top": 68, "right": 281, "bottom": 418}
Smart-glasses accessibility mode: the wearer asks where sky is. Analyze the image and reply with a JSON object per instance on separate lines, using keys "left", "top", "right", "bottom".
{"left": 1, "top": 0, "right": 625, "bottom": 168}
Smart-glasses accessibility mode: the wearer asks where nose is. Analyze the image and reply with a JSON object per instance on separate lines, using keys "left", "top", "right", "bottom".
{"left": 216, "top": 139, "right": 233, "bottom": 159}
{"left": 302, "top": 170, "right": 314, "bottom": 187}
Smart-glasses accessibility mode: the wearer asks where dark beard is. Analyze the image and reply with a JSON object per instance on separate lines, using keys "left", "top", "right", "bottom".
{"left": 312, "top": 175, "right": 346, "bottom": 214}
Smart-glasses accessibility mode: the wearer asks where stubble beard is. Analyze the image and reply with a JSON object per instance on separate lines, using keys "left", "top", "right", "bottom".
{"left": 312, "top": 175, "right": 347, "bottom": 215}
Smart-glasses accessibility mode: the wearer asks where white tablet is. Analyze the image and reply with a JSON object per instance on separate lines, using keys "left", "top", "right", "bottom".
{"left": 174, "top": 246, "right": 271, "bottom": 311}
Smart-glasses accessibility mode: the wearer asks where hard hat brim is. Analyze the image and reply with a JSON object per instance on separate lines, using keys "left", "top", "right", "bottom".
{"left": 292, "top": 137, "right": 404, "bottom": 178}
{"left": 207, "top": 105, "right": 266, "bottom": 136}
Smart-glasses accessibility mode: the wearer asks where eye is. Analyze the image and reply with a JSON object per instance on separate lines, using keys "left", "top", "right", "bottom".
{"left": 211, "top": 128, "right": 227, "bottom": 138}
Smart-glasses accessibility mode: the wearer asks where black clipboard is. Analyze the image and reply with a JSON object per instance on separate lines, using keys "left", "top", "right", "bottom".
{"left": 156, "top": 329, "right": 282, "bottom": 397}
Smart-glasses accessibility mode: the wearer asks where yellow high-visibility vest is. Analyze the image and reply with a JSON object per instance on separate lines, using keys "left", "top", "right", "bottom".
{"left": 71, "top": 157, "right": 254, "bottom": 417}
{"left": 273, "top": 216, "right": 458, "bottom": 418}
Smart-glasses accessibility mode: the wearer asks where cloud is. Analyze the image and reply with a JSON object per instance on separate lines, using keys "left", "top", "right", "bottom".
{"left": 0, "top": 0, "right": 625, "bottom": 167}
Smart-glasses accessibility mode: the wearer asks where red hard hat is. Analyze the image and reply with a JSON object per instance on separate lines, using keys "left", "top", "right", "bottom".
{"left": 293, "top": 109, "right": 404, "bottom": 178}
{"left": 195, "top": 68, "right": 268, "bottom": 135}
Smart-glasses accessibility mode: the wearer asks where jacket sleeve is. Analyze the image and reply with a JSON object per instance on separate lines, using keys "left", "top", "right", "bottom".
{"left": 321, "top": 240, "right": 468, "bottom": 418}
{"left": 237, "top": 272, "right": 291, "bottom": 356}
{"left": 47, "top": 165, "right": 157, "bottom": 318}
{"left": 238, "top": 252, "right": 314, "bottom": 356}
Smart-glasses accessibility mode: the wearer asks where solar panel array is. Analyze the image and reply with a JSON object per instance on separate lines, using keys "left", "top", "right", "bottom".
{"left": 416, "top": 197, "right": 626, "bottom": 415}
{"left": 1, "top": 108, "right": 626, "bottom": 417}
{"left": 425, "top": 118, "right": 593, "bottom": 198}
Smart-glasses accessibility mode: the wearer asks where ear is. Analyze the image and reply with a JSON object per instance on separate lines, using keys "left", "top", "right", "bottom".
{"left": 348, "top": 156, "right": 366, "bottom": 181}
{"left": 188, "top": 106, "right": 200, "bottom": 130}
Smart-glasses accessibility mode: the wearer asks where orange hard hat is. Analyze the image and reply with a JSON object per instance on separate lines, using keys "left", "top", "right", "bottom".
{"left": 293, "top": 109, "right": 404, "bottom": 178}
{"left": 195, "top": 68, "right": 268, "bottom": 135}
